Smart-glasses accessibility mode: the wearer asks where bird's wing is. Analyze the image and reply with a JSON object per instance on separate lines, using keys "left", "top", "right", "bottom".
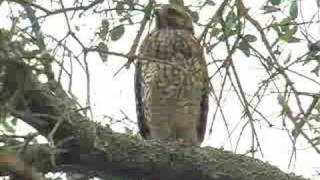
{"left": 134, "top": 60, "right": 150, "bottom": 139}
{"left": 134, "top": 33, "right": 155, "bottom": 139}
{"left": 187, "top": 40, "right": 209, "bottom": 144}
{"left": 197, "top": 85, "right": 209, "bottom": 143}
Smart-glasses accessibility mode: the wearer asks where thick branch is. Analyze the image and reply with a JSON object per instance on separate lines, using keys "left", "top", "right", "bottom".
{"left": 2, "top": 60, "right": 308, "bottom": 180}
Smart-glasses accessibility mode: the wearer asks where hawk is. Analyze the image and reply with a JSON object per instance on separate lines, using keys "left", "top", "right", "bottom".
{"left": 135, "top": 4, "right": 209, "bottom": 146}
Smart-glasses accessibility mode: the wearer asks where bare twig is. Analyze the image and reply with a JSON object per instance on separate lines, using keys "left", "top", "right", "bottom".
{"left": 126, "top": 0, "right": 155, "bottom": 66}
{"left": 198, "top": 0, "right": 229, "bottom": 43}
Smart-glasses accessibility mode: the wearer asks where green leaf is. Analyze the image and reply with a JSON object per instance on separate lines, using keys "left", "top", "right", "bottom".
{"left": 243, "top": 34, "right": 257, "bottom": 42}
{"left": 311, "top": 65, "right": 320, "bottom": 76}
{"left": 279, "top": 18, "right": 291, "bottom": 33}
{"left": 191, "top": 11, "right": 199, "bottom": 22}
{"left": 224, "top": 11, "right": 238, "bottom": 38}
{"left": 316, "top": 99, "right": 320, "bottom": 112}
{"left": 101, "top": 19, "right": 109, "bottom": 30}
{"left": 273, "top": 18, "right": 299, "bottom": 43}
{"left": 270, "top": 0, "right": 281, "bottom": 5}
{"left": 262, "top": 5, "right": 281, "bottom": 14}
{"left": 287, "top": 36, "right": 300, "bottom": 43}
{"left": 110, "top": 25, "right": 125, "bottom": 41}
{"left": 99, "top": 19, "right": 109, "bottom": 40}
{"left": 290, "top": 0, "right": 298, "bottom": 19}
{"left": 271, "top": 24, "right": 281, "bottom": 34}
{"left": 116, "top": 2, "right": 125, "bottom": 15}
{"left": 98, "top": 42, "right": 109, "bottom": 62}
{"left": 225, "top": 11, "right": 237, "bottom": 28}
{"left": 281, "top": 26, "right": 299, "bottom": 43}
{"left": 238, "top": 41, "right": 251, "bottom": 57}
{"left": 210, "top": 27, "right": 221, "bottom": 38}
{"left": 279, "top": 33, "right": 290, "bottom": 42}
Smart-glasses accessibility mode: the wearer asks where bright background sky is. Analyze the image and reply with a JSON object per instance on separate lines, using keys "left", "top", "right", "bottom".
{"left": 1, "top": 0, "right": 320, "bottom": 179}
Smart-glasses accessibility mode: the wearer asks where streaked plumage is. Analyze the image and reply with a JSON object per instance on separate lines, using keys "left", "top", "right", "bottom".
{"left": 135, "top": 4, "right": 209, "bottom": 145}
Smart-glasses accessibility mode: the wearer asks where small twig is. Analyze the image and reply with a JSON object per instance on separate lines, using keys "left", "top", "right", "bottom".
{"left": 86, "top": 47, "right": 191, "bottom": 73}
{"left": 18, "top": 133, "right": 39, "bottom": 155}
{"left": 11, "top": 0, "right": 51, "bottom": 13}
{"left": 125, "top": 0, "right": 155, "bottom": 68}
{"left": 47, "top": 118, "right": 66, "bottom": 167}
{"left": 198, "top": 0, "right": 229, "bottom": 43}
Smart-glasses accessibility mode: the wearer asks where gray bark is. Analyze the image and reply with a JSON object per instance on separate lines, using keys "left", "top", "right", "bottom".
{"left": 0, "top": 58, "right": 308, "bottom": 180}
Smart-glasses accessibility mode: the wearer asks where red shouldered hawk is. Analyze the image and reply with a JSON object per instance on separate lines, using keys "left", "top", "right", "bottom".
{"left": 135, "top": 4, "right": 209, "bottom": 146}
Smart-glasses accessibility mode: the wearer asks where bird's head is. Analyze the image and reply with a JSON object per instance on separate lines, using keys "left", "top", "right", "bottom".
{"left": 155, "top": 4, "right": 194, "bottom": 33}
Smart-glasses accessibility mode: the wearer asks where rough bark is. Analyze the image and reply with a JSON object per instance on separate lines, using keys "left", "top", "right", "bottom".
{"left": 0, "top": 59, "right": 308, "bottom": 180}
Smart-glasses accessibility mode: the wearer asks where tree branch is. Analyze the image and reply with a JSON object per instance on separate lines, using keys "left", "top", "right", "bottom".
{"left": 2, "top": 59, "right": 308, "bottom": 180}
